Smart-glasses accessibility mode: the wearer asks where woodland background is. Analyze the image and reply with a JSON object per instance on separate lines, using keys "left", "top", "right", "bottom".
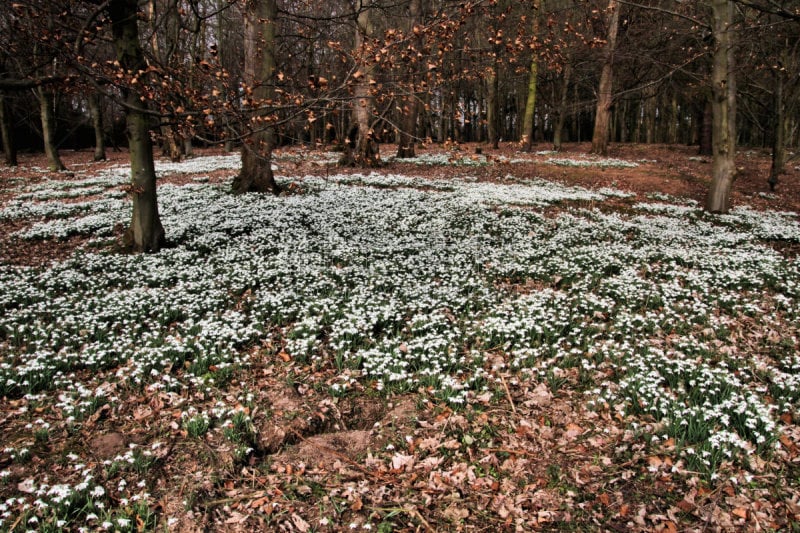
{"left": 1, "top": 0, "right": 798, "bottom": 229}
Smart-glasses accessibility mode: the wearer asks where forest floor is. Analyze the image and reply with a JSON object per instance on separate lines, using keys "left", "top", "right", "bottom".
{"left": 0, "top": 142, "right": 799, "bottom": 532}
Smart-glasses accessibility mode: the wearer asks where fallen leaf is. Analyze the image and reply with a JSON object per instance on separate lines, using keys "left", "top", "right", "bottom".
{"left": 392, "top": 453, "right": 415, "bottom": 471}
{"left": 133, "top": 405, "right": 152, "bottom": 421}
{"left": 442, "top": 439, "right": 461, "bottom": 450}
{"left": 526, "top": 382, "right": 552, "bottom": 407}
{"left": 732, "top": 507, "right": 748, "bottom": 519}
{"left": 442, "top": 504, "right": 469, "bottom": 521}
{"left": 660, "top": 521, "right": 678, "bottom": 533}
{"left": 564, "top": 423, "right": 582, "bottom": 440}
{"left": 647, "top": 455, "right": 663, "bottom": 470}
{"left": 291, "top": 513, "right": 310, "bottom": 532}
{"left": 250, "top": 496, "right": 268, "bottom": 509}
{"left": 17, "top": 479, "right": 36, "bottom": 493}
{"left": 676, "top": 499, "right": 696, "bottom": 513}
{"left": 779, "top": 434, "right": 797, "bottom": 456}
{"left": 351, "top": 496, "right": 363, "bottom": 511}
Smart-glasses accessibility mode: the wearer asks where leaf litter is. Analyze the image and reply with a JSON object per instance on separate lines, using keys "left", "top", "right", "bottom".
{"left": 0, "top": 143, "right": 799, "bottom": 531}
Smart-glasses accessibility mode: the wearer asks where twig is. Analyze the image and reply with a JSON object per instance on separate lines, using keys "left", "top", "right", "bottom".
{"left": 499, "top": 374, "right": 516, "bottom": 414}
{"left": 202, "top": 495, "right": 260, "bottom": 507}
{"left": 408, "top": 506, "right": 436, "bottom": 532}
{"left": 484, "top": 447, "right": 540, "bottom": 458}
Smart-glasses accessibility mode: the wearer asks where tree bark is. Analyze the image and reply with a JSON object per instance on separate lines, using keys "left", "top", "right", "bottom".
{"left": 396, "top": 0, "right": 423, "bottom": 158}
{"left": 553, "top": 62, "right": 571, "bottom": 151}
{"left": 644, "top": 85, "right": 656, "bottom": 144}
{"left": 521, "top": 0, "right": 542, "bottom": 152}
{"left": 768, "top": 83, "right": 785, "bottom": 191}
{"left": 668, "top": 93, "right": 679, "bottom": 145}
{"left": 590, "top": 0, "right": 620, "bottom": 155}
{"left": 769, "top": 49, "right": 787, "bottom": 191}
{"left": 234, "top": 0, "right": 280, "bottom": 193}
{"left": 705, "top": 0, "right": 737, "bottom": 213}
{"left": 183, "top": 136, "right": 193, "bottom": 158}
{"left": 0, "top": 92, "right": 17, "bottom": 166}
{"left": 110, "top": 0, "right": 165, "bottom": 253}
{"left": 88, "top": 92, "right": 106, "bottom": 161}
{"left": 486, "top": 66, "right": 500, "bottom": 149}
{"left": 341, "top": 0, "right": 380, "bottom": 166}
{"left": 698, "top": 99, "right": 713, "bottom": 154}
{"left": 38, "top": 87, "right": 66, "bottom": 171}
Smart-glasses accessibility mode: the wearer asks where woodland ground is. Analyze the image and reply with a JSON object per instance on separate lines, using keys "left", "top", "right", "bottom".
{"left": 0, "top": 142, "right": 799, "bottom": 532}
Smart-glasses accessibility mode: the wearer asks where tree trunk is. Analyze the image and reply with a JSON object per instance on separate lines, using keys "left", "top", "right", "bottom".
{"left": 0, "top": 92, "right": 17, "bottom": 166}
{"left": 88, "top": 92, "right": 106, "bottom": 161}
{"left": 396, "top": 0, "right": 423, "bottom": 158}
{"left": 234, "top": 0, "right": 280, "bottom": 193}
{"left": 706, "top": 0, "right": 737, "bottom": 213}
{"left": 160, "top": 124, "right": 182, "bottom": 162}
{"left": 396, "top": 98, "right": 418, "bottom": 158}
{"left": 668, "top": 93, "right": 679, "bottom": 144}
{"left": 110, "top": 0, "right": 165, "bottom": 253}
{"left": 341, "top": 0, "right": 380, "bottom": 166}
{"left": 610, "top": 100, "right": 618, "bottom": 142}
{"left": 38, "top": 87, "right": 66, "bottom": 171}
{"left": 521, "top": 0, "right": 542, "bottom": 151}
{"left": 590, "top": 0, "right": 620, "bottom": 155}
{"left": 553, "top": 62, "right": 571, "bottom": 151}
{"left": 769, "top": 51, "right": 787, "bottom": 191}
{"left": 521, "top": 55, "right": 539, "bottom": 152}
{"left": 644, "top": 85, "right": 656, "bottom": 144}
{"left": 486, "top": 65, "right": 500, "bottom": 149}
{"left": 617, "top": 99, "right": 628, "bottom": 143}
{"left": 699, "top": 99, "right": 713, "bottom": 155}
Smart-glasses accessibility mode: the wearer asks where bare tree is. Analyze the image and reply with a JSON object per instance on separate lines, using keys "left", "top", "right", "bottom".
{"left": 521, "top": 0, "right": 543, "bottom": 152}
{"left": 340, "top": 0, "right": 381, "bottom": 166}
{"left": 233, "top": 0, "right": 281, "bottom": 194}
{"left": 88, "top": 92, "right": 106, "bottom": 161}
{"left": 110, "top": 0, "right": 165, "bottom": 252}
{"left": 706, "top": 0, "right": 737, "bottom": 213}
{"left": 590, "top": 0, "right": 621, "bottom": 155}
{"left": 396, "top": 0, "right": 423, "bottom": 159}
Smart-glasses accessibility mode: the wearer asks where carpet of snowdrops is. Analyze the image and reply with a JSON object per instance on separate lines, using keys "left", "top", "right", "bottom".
{"left": 1, "top": 150, "right": 800, "bottom": 530}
